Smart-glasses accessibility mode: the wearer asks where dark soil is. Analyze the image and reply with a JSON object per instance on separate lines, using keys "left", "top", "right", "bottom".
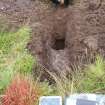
{"left": 0, "top": 0, "right": 105, "bottom": 75}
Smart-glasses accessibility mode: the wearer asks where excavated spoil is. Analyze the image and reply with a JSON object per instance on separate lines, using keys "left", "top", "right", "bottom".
{"left": 0, "top": 0, "right": 105, "bottom": 75}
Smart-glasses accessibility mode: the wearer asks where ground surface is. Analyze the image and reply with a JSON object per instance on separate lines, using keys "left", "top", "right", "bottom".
{"left": 0, "top": 0, "right": 105, "bottom": 74}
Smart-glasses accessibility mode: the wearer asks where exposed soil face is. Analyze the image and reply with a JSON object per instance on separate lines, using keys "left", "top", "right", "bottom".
{"left": 0, "top": 0, "right": 105, "bottom": 74}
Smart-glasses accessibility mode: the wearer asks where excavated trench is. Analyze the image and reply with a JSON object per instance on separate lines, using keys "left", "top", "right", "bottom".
{"left": 0, "top": 0, "right": 105, "bottom": 78}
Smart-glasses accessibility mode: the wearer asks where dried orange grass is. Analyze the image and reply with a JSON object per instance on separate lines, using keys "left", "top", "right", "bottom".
{"left": 2, "top": 74, "right": 41, "bottom": 105}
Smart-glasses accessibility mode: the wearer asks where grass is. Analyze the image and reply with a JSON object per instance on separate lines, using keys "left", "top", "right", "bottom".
{"left": 0, "top": 26, "right": 57, "bottom": 105}
{"left": 2, "top": 74, "right": 41, "bottom": 105}
{"left": 0, "top": 70, "right": 13, "bottom": 94}
{"left": 42, "top": 55, "right": 105, "bottom": 99}
{"left": 0, "top": 27, "right": 35, "bottom": 74}
{"left": 77, "top": 55, "right": 105, "bottom": 93}
{"left": 0, "top": 27, "right": 35, "bottom": 94}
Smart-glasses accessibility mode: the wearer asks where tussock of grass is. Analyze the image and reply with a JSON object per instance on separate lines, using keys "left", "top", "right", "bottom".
{"left": 0, "top": 27, "right": 35, "bottom": 74}
{"left": 2, "top": 74, "right": 41, "bottom": 105}
{"left": 78, "top": 55, "right": 105, "bottom": 93}
{"left": 0, "top": 70, "right": 13, "bottom": 94}
{"left": 43, "top": 55, "right": 105, "bottom": 97}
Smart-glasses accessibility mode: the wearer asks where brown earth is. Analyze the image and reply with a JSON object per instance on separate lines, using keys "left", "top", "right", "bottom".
{"left": 0, "top": 0, "right": 105, "bottom": 75}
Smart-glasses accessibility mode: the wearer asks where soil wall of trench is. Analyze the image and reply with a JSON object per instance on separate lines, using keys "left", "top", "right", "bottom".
{"left": 0, "top": 0, "right": 105, "bottom": 76}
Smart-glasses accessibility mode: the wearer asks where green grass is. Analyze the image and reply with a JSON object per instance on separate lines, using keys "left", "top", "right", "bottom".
{"left": 0, "top": 70, "right": 13, "bottom": 94}
{"left": 0, "top": 27, "right": 35, "bottom": 73}
{"left": 78, "top": 55, "right": 105, "bottom": 93}
{"left": 0, "top": 27, "right": 36, "bottom": 94}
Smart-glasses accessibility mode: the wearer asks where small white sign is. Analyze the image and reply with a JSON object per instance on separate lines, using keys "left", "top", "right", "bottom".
{"left": 39, "top": 96, "right": 62, "bottom": 105}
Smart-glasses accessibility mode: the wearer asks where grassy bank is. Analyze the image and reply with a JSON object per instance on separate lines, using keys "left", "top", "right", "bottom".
{"left": 0, "top": 26, "right": 105, "bottom": 105}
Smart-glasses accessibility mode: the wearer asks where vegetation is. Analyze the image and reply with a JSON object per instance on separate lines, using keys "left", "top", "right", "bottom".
{"left": 78, "top": 55, "right": 105, "bottom": 93}
{"left": 0, "top": 27, "right": 59, "bottom": 105}
{"left": 2, "top": 74, "right": 40, "bottom": 105}
{"left": 0, "top": 27, "right": 34, "bottom": 94}
{"left": 1, "top": 26, "right": 105, "bottom": 105}
{"left": 48, "top": 55, "right": 105, "bottom": 98}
